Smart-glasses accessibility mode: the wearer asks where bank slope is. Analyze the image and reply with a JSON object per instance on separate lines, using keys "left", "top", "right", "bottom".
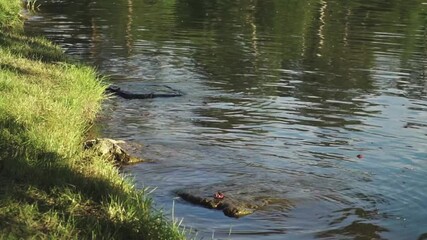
{"left": 0, "top": 1, "right": 185, "bottom": 239}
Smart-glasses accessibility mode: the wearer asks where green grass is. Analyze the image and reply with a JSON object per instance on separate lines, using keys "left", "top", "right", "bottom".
{"left": 0, "top": 0, "right": 22, "bottom": 30}
{"left": 0, "top": 1, "right": 186, "bottom": 239}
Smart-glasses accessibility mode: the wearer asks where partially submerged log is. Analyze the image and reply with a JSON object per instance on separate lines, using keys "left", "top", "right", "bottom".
{"left": 175, "top": 185, "right": 291, "bottom": 218}
{"left": 106, "top": 84, "right": 183, "bottom": 99}
{"left": 84, "top": 138, "right": 144, "bottom": 165}
{"left": 176, "top": 190, "right": 264, "bottom": 218}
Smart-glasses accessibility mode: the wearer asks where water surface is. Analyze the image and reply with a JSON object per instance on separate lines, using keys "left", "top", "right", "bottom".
{"left": 25, "top": 0, "right": 427, "bottom": 239}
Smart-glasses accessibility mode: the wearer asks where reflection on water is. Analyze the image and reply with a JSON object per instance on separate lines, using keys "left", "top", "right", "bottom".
{"left": 26, "top": 0, "right": 427, "bottom": 239}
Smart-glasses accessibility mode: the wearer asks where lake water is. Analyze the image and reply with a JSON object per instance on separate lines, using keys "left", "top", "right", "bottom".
{"left": 25, "top": 0, "right": 427, "bottom": 239}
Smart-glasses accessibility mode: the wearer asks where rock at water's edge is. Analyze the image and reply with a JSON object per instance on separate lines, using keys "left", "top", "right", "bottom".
{"left": 84, "top": 138, "right": 143, "bottom": 165}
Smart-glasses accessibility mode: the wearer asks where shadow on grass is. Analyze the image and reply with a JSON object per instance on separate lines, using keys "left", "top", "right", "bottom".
{"left": 0, "top": 62, "right": 34, "bottom": 76}
{"left": 0, "top": 31, "right": 64, "bottom": 63}
{"left": 0, "top": 116, "right": 150, "bottom": 239}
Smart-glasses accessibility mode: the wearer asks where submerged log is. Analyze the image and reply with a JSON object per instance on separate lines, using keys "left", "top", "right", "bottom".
{"left": 84, "top": 138, "right": 144, "bottom": 165}
{"left": 176, "top": 190, "right": 262, "bottom": 217}
{"left": 175, "top": 185, "right": 289, "bottom": 218}
{"left": 106, "top": 84, "right": 183, "bottom": 99}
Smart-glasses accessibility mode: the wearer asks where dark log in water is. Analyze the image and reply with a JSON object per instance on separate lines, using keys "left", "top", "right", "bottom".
{"left": 175, "top": 185, "right": 292, "bottom": 218}
{"left": 106, "top": 84, "right": 183, "bottom": 99}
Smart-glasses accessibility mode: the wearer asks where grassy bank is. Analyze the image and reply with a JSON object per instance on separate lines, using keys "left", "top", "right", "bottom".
{"left": 0, "top": 1, "right": 185, "bottom": 239}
